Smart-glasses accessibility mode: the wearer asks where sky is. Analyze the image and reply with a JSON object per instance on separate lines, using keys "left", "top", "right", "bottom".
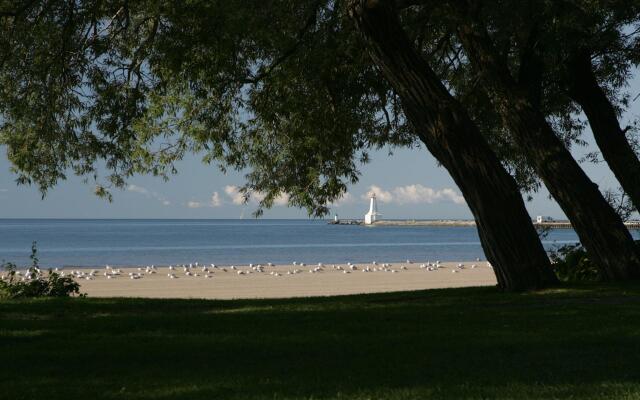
{"left": 1, "top": 74, "right": 638, "bottom": 220}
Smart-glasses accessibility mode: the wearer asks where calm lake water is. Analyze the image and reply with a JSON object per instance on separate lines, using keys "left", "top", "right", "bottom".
{"left": 0, "top": 219, "right": 623, "bottom": 268}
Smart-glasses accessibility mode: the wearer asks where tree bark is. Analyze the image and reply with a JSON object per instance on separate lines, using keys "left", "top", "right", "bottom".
{"left": 348, "top": 0, "right": 557, "bottom": 291}
{"left": 456, "top": 20, "right": 640, "bottom": 281}
{"left": 567, "top": 50, "right": 640, "bottom": 212}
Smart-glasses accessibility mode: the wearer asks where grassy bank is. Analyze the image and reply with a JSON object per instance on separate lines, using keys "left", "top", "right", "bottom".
{"left": 2, "top": 284, "right": 640, "bottom": 399}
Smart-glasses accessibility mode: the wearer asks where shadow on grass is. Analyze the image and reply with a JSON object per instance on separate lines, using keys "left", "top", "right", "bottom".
{"left": 1, "top": 284, "right": 640, "bottom": 399}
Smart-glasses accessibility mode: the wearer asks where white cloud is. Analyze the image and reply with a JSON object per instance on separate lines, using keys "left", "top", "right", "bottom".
{"left": 0, "top": 188, "right": 8, "bottom": 193}
{"left": 361, "top": 184, "right": 465, "bottom": 205}
{"left": 127, "top": 184, "right": 171, "bottom": 206}
{"left": 273, "top": 193, "right": 289, "bottom": 206}
{"left": 224, "top": 185, "right": 246, "bottom": 205}
{"left": 331, "top": 192, "right": 355, "bottom": 206}
{"left": 252, "top": 191, "right": 266, "bottom": 203}
{"left": 392, "top": 184, "right": 465, "bottom": 205}
{"left": 362, "top": 185, "right": 394, "bottom": 203}
{"left": 224, "top": 185, "right": 289, "bottom": 207}
{"left": 127, "top": 184, "right": 149, "bottom": 195}
{"left": 437, "top": 188, "right": 466, "bottom": 205}
{"left": 186, "top": 192, "right": 222, "bottom": 209}
{"left": 210, "top": 192, "right": 222, "bottom": 207}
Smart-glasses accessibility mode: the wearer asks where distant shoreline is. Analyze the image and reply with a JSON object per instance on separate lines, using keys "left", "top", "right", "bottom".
{"left": 331, "top": 219, "right": 640, "bottom": 229}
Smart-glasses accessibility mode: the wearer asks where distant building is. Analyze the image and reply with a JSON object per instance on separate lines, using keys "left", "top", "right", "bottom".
{"left": 536, "top": 216, "right": 554, "bottom": 223}
{"left": 364, "top": 194, "right": 381, "bottom": 225}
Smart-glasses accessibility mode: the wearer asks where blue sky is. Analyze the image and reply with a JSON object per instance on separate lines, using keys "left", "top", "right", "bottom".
{"left": 1, "top": 73, "right": 638, "bottom": 220}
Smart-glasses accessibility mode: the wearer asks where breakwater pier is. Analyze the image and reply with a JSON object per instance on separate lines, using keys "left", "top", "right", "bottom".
{"left": 329, "top": 219, "right": 640, "bottom": 229}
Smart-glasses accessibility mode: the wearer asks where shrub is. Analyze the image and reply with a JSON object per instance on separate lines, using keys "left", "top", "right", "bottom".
{"left": 0, "top": 242, "right": 84, "bottom": 299}
{"left": 550, "top": 244, "right": 602, "bottom": 282}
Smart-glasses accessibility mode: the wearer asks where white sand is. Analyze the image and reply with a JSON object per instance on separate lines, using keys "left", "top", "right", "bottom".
{"left": 67, "top": 261, "right": 497, "bottom": 299}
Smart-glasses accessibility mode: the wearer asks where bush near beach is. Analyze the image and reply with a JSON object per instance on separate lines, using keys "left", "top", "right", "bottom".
{"left": 0, "top": 242, "right": 83, "bottom": 299}
{"left": 550, "top": 240, "right": 640, "bottom": 283}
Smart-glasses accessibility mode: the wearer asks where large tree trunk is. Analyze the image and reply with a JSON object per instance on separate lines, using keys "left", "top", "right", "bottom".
{"left": 456, "top": 21, "right": 640, "bottom": 281}
{"left": 567, "top": 50, "right": 640, "bottom": 212}
{"left": 348, "top": 0, "right": 556, "bottom": 291}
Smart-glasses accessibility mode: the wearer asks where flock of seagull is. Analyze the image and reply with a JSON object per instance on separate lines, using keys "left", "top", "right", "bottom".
{"left": 1, "top": 258, "right": 492, "bottom": 282}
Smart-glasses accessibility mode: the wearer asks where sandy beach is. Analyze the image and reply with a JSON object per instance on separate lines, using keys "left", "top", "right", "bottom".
{"left": 56, "top": 261, "right": 498, "bottom": 299}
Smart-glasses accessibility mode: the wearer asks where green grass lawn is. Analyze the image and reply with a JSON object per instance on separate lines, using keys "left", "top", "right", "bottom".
{"left": 2, "top": 284, "right": 640, "bottom": 400}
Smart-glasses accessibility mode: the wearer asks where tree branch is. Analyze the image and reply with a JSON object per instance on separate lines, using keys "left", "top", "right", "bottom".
{"left": 246, "top": 1, "right": 322, "bottom": 84}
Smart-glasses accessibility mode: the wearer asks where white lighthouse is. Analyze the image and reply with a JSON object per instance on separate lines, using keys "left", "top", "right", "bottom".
{"left": 364, "top": 194, "right": 381, "bottom": 225}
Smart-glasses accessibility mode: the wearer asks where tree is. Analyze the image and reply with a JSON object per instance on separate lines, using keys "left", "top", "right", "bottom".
{"left": 567, "top": 49, "right": 640, "bottom": 213}
{"left": 452, "top": 1, "right": 640, "bottom": 280}
{"left": 0, "top": 0, "right": 555, "bottom": 291}
{"left": 348, "top": 0, "right": 556, "bottom": 290}
{"left": 557, "top": 1, "right": 640, "bottom": 212}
